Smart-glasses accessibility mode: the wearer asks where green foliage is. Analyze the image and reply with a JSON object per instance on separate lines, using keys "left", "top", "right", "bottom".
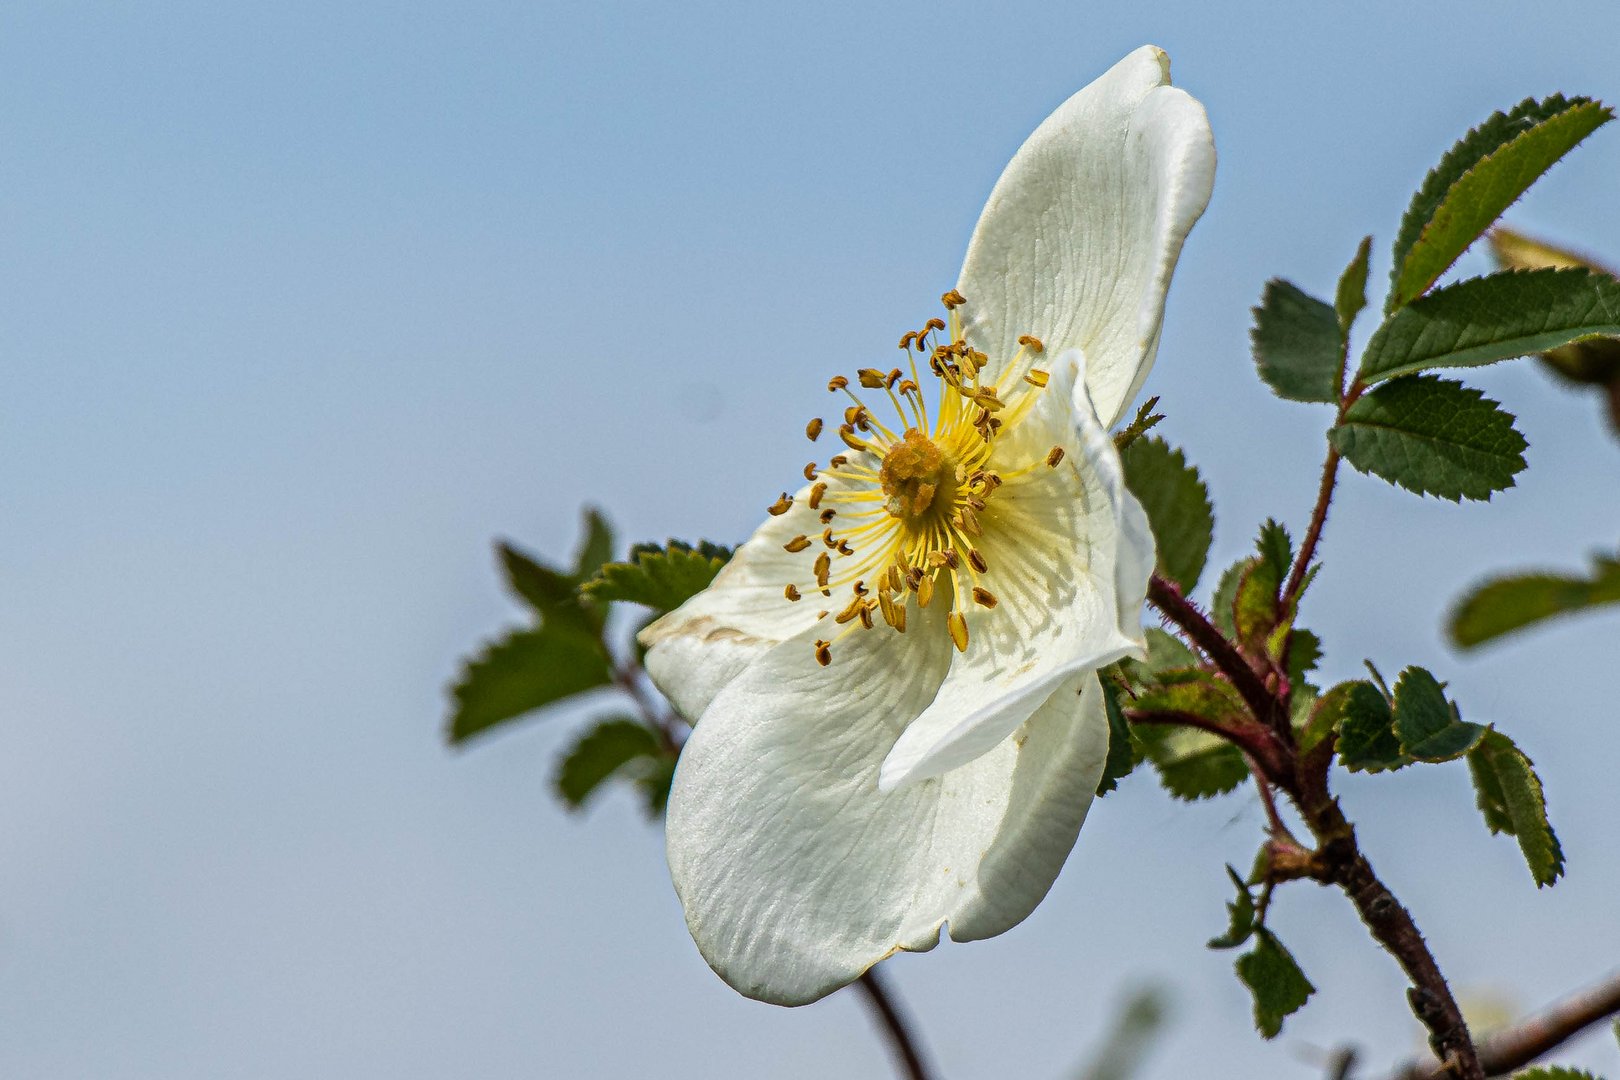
{"left": 1286, "top": 629, "right": 1322, "bottom": 693}
{"left": 1449, "top": 551, "right": 1620, "bottom": 648}
{"left": 1096, "top": 677, "right": 1142, "bottom": 797}
{"left": 574, "top": 508, "right": 617, "bottom": 581}
{"left": 555, "top": 717, "right": 674, "bottom": 816}
{"left": 1336, "top": 236, "right": 1373, "bottom": 334}
{"left": 1235, "top": 930, "right": 1315, "bottom": 1039}
{"left": 1235, "top": 522, "right": 1290, "bottom": 647}
{"left": 1388, "top": 95, "right": 1614, "bottom": 311}
{"left": 1469, "top": 729, "right": 1565, "bottom": 887}
{"left": 1120, "top": 436, "right": 1216, "bottom": 592}
{"left": 1488, "top": 227, "right": 1620, "bottom": 385}
{"left": 1360, "top": 269, "right": 1620, "bottom": 385}
{"left": 448, "top": 625, "right": 613, "bottom": 744}
{"left": 1300, "top": 680, "right": 1353, "bottom": 753}
{"left": 1251, "top": 279, "right": 1343, "bottom": 403}
{"left": 1113, "top": 395, "right": 1166, "bottom": 451}
{"left": 1207, "top": 865, "right": 1258, "bottom": 950}
{"left": 1132, "top": 674, "right": 1251, "bottom": 800}
{"left": 1330, "top": 375, "right": 1527, "bottom": 501}
{"left": 584, "top": 540, "right": 733, "bottom": 612}
{"left": 1333, "top": 680, "right": 1409, "bottom": 772}
{"left": 1391, "top": 666, "right": 1486, "bottom": 763}
{"left": 1512, "top": 1067, "right": 1601, "bottom": 1079}
{"left": 1209, "top": 558, "right": 1250, "bottom": 638}
{"left": 1072, "top": 985, "right": 1172, "bottom": 1080}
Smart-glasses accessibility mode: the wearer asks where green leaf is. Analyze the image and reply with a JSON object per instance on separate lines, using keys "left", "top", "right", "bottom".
{"left": 1330, "top": 375, "right": 1527, "bottom": 501}
{"left": 1071, "top": 986, "right": 1172, "bottom": 1080}
{"left": 1236, "top": 930, "right": 1315, "bottom": 1039}
{"left": 1252, "top": 279, "right": 1343, "bottom": 403}
{"left": 1469, "top": 729, "right": 1565, "bottom": 887}
{"left": 554, "top": 717, "right": 664, "bottom": 809}
{"left": 1301, "top": 680, "right": 1356, "bottom": 753}
{"left": 1096, "top": 677, "right": 1141, "bottom": 797}
{"left": 1120, "top": 436, "right": 1215, "bottom": 592}
{"left": 636, "top": 753, "right": 677, "bottom": 818}
{"left": 498, "top": 541, "right": 580, "bottom": 616}
{"left": 1235, "top": 524, "right": 1289, "bottom": 647}
{"left": 1335, "top": 680, "right": 1409, "bottom": 772}
{"left": 1448, "top": 552, "right": 1620, "bottom": 648}
{"left": 1208, "top": 864, "right": 1258, "bottom": 950}
{"left": 1489, "top": 228, "right": 1620, "bottom": 385}
{"left": 1388, "top": 95, "right": 1613, "bottom": 311}
{"left": 584, "top": 540, "right": 733, "bottom": 612}
{"left": 1133, "top": 672, "right": 1249, "bottom": 724}
{"left": 447, "top": 625, "right": 613, "bottom": 744}
{"left": 1286, "top": 629, "right": 1322, "bottom": 693}
{"left": 1512, "top": 1066, "right": 1600, "bottom": 1079}
{"left": 1360, "top": 269, "right": 1620, "bottom": 385}
{"left": 1209, "top": 558, "right": 1251, "bottom": 638}
{"left": 1336, "top": 236, "right": 1373, "bottom": 334}
{"left": 573, "top": 507, "right": 616, "bottom": 580}
{"left": 1392, "top": 666, "right": 1486, "bottom": 762}
{"left": 1138, "top": 728, "right": 1250, "bottom": 800}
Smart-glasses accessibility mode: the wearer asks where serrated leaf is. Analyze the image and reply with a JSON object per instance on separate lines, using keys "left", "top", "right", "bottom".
{"left": 584, "top": 541, "right": 732, "bottom": 612}
{"left": 573, "top": 507, "right": 616, "bottom": 580}
{"left": 554, "top": 717, "right": 664, "bottom": 809}
{"left": 1469, "top": 729, "right": 1564, "bottom": 887}
{"left": 1337, "top": 236, "right": 1373, "bottom": 334}
{"left": 447, "top": 625, "right": 613, "bottom": 744}
{"left": 1286, "top": 629, "right": 1322, "bottom": 692}
{"left": 1449, "top": 553, "right": 1620, "bottom": 648}
{"left": 1120, "top": 436, "right": 1215, "bottom": 592}
{"left": 1235, "top": 525, "right": 1289, "bottom": 647}
{"left": 1336, "top": 680, "right": 1409, "bottom": 772}
{"left": 1133, "top": 672, "right": 1249, "bottom": 723}
{"left": 1210, "top": 558, "right": 1251, "bottom": 638}
{"left": 1391, "top": 666, "right": 1485, "bottom": 762}
{"left": 1208, "top": 865, "right": 1258, "bottom": 950}
{"left": 1096, "top": 677, "right": 1141, "bottom": 797}
{"left": 1252, "top": 280, "right": 1343, "bottom": 403}
{"left": 1330, "top": 375, "right": 1527, "bottom": 501}
{"left": 1360, "top": 269, "right": 1620, "bottom": 385}
{"left": 1139, "top": 728, "right": 1250, "bottom": 800}
{"left": 1489, "top": 228, "right": 1620, "bottom": 386}
{"left": 1389, "top": 96, "right": 1613, "bottom": 311}
{"left": 1512, "top": 1069, "right": 1601, "bottom": 1080}
{"left": 1386, "top": 95, "right": 1613, "bottom": 312}
{"left": 1236, "top": 930, "right": 1315, "bottom": 1039}
{"left": 498, "top": 541, "right": 579, "bottom": 614}
{"left": 1301, "top": 680, "right": 1356, "bottom": 753}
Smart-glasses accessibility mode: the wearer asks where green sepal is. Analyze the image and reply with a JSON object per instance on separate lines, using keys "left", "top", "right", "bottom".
{"left": 1336, "top": 236, "right": 1373, "bottom": 335}
{"left": 1360, "top": 269, "right": 1620, "bottom": 385}
{"left": 1120, "top": 436, "right": 1215, "bottom": 592}
{"left": 1207, "top": 864, "right": 1258, "bottom": 950}
{"left": 1113, "top": 395, "right": 1166, "bottom": 451}
{"left": 1330, "top": 375, "right": 1527, "bottom": 501}
{"left": 1391, "top": 666, "right": 1486, "bottom": 762}
{"left": 1334, "top": 680, "right": 1410, "bottom": 772}
{"left": 554, "top": 717, "right": 672, "bottom": 814}
{"left": 447, "top": 624, "right": 614, "bottom": 745}
{"left": 1252, "top": 280, "right": 1342, "bottom": 403}
{"left": 1448, "top": 551, "right": 1620, "bottom": 649}
{"left": 1468, "top": 729, "right": 1565, "bottom": 887}
{"left": 1388, "top": 95, "right": 1614, "bottom": 312}
{"left": 583, "top": 540, "right": 733, "bottom": 612}
{"left": 1235, "top": 929, "right": 1316, "bottom": 1039}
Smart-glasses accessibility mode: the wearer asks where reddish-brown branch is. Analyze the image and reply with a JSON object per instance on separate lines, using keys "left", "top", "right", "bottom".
{"left": 1147, "top": 575, "right": 1278, "bottom": 727}
{"left": 1283, "top": 443, "right": 1340, "bottom": 609}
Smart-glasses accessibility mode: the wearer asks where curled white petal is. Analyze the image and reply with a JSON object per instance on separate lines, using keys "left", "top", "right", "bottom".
{"left": 665, "top": 608, "right": 1111, "bottom": 1005}
{"left": 956, "top": 44, "right": 1216, "bottom": 427}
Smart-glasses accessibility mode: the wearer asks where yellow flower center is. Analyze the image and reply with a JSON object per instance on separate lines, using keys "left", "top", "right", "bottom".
{"left": 770, "top": 292, "right": 1067, "bottom": 666}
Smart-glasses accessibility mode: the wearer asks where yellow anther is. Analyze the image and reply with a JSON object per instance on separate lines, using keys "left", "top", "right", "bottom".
{"left": 1024, "top": 369, "right": 1049, "bottom": 388}
{"left": 877, "top": 590, "right": 899, "bottom": 628}
{"left": 972, "top": 587, "right": 998, "bottom": 609}
{"left": 836, "top": 539, "right": 853, "bottom": 556}
{"left": 966, "top": 495, "right": 987, "bottom": 512}
{"left": 814, "top": 552, "right": 831, "bottom": 587}
{"left": 767, "top": 493, "right": 793, "bottom": 516}
{"left": 897, "top": 379, "right": 919, "bottom": 396}
{"left": 853, "top": 579, "right": 868, "bottom": 596}
{"left": 898, "top": 331, "right": 918, "bottom": 351}
{"left": 828, "top": 375, "right": 849, "bottom": 391}
{"left": 1017, "top": 334, "right": 1044, "bottom": 353}
{"left": 1046, "top": 446, "right": 1066, "bottom": 468}
{"left": 886, "top": 367, "right": 903, "bottom": 388}
{"left": 834, "top": 596, "right": 864, "bottom": 624}
{"left": 843, "top": 404, "right": 863, "bottom": 426}
{"left": 829, "top": 455, "right": 848, "bottom": 468}
{"left": 924, "top": 318, "right": 946, "bottom": 334}
{"left": 917, "top": 573, "right": 935, "bottom": 608}
{"left": 815, "top": 640, "right": 832, "bottom": 667}
{"left": 948, "top": 612, "right": 969, "bottom": 652}
{"left": 803, "top": 462, "right": 819, "bottom": 481}
{"left": 822, "top": 527, "right": 838, "bottom": 548}
{"left": 857, "top": 368, "right": 887, "bottom": 389}
{"left": 941, "top": 289, "right": 966, "bottom": 309}
{"left": 971, "top": 386, "right": 1003, "bottom": 411}
{"left": 956, "top": 507, "right": 982, "bottom": 536}
{"left": 808, "top": 482, "right": 828, "bottom": 509}
{"left": 806, "top": 417, "right": 824, "bottom": 440}
{"left": 887, "top": 564, "right": 904, "bottom": 592}
{"left": 839, "top": 426, "right": 868, "bottom": 451}
{"left": 858, "top": 603, "right": 875, "bottom": 630}
{"left": 784, "top": 535, "right": 811, "bottom": 553}
{"left": 784, "top": 584, "right": 802, "bottom": 601}
{"left": 967, "top": 548, "right": 988, "bottom": 573}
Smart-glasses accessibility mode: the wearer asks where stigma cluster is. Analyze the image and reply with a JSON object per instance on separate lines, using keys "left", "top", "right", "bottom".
{"left": 766, "top": 291, "right": 1066, "bottom": 667}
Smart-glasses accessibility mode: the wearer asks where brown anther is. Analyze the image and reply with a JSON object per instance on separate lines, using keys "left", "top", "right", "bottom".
{"left": 816, "top": 609, "right": 829, "bottom": 619}
{"left": 972, "top": 386, "right": 1003, "bottom": 411}
{"left": 806, "top": 417, "right": 824, "bottom": 440}
{"left": 958, "top": 351, "right": 979, "bottom": 380}
{"left": 857, "top": 603, "right": 874, "bottom": 630}
{"left": 1046, "top": 446, "right": 1066, "bottom": 468}
{"left": 815, "top": 640, "right": 832, "bottom": 667}
{"left": 839, "top": 426, "right": 867, "bottom": 452}
{"left": 784, "top": 584, "right": 802, "bottom": 602}
{"left": 857, "top": 368, "right": 887, "bottom": 389}
{"left": 828, "top": 375, "right": 849, "bottom": 392}
{"left": 843, "top": 404, "right": 863, "bottom": 426}
{"left": 835, "top": 594, "right": 865, "bottom": 624}
{"left": 767, "top": 493, "right": 793, "bottom": 516}
{"left": 972, "top": 587, "right": 998, "bottom": 609}
{"left": 853, "top": 580, "right": 868, "bottom": 596}
{"left": 821, "top": 527, "right": 838, "bottom": 548}
{"left": 898, "top": 331, "right": 918, "bottom": 351}
{"left": 886, "top": 368, "right": 903, "bottom": 388}
{"left": 1017, "top": 334, "right": 1045, "bottom": 353}
{"left": 877, "top": 590, "right": 899, "bottom": 628}
{"left": 967, "top": 495, "right": 987, "bottom": 512}
{"left": 784, "top": 535, "right": 812, "bottom": 553}
{"left": 905, "top": 567, "right": 924, "bottom": 591}
{"left": 958, "top": 508, "right": 983, "bottom": 536}
{"left": 897, "top": 379, "right": 919, "bottom": 396}
{"left": 917, "top": 573, "right": 935, "bottom": 608}
{"left": 808, "top": 482, "right": 828, "bottom": 509}
{"left": 819, "top": 508, "right": 835, "bottom": 524}
{"left": 892, "top": 602, "right": 907, "bottom": 632}
{"left": 948, "top": 612, "right": 969, "bottom": 652}
{"left": 829, "top": 455, "right": 848, "bottom": 468}
{"left": 837, "top": 540, "right": 854, "bottom": 556}
{"left": 941, "top": 289, "right": 966, "bottom": 309}
{"left": 1024, "top": 369, "right": 1050, "bottom": 388}
{"left": 814, "top": 552, "right": 831, "bottom": 587}
{"left": 924, "top": 318, "right": 946, "bottom": 334}
{"left": 803, "top": 462, "right": 819, "bottom": 481}
{"left": 887, "top": 565, "right": 904, "bottom": 592}
{"left": 967, "top": 548, "right": 988, "bottom": 573}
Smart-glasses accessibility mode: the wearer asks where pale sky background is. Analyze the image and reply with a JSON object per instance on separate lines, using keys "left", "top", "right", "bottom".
{"left": 4, "top": 3, "right": 1619, "bottom": 1078}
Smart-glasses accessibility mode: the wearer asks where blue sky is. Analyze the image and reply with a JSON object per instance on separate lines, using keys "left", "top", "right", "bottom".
{"left": 3, "top": 2, "right": 1619, "bottom": 1077}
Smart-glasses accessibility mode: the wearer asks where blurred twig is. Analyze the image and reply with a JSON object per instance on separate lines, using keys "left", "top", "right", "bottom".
{"left": 856, "top": 968, "right": 936, "bottom": 1080}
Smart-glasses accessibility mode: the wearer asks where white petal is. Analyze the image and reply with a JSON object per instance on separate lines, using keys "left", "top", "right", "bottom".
{"left": 639, "top": 486, "right": 834, "bottom": 721}
{"left": 665, "top": 606, "right": 1110, "bottom": 1005}
{"left": 878, "top": 350, "right": 1152, "bottom": 790}
{"left": 956, "top": 45, "right": 1216, "bottom": 427}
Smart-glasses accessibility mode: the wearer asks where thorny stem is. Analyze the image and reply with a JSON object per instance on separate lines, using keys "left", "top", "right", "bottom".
{"left": 1283, "top": 443, "right": 1340, "bottom": 608}
{"left": 1145, "top": 571, "right": 1485, "bottom": 1080}
{"left": 856, "top": 969, "right": 937, "bottom": 1080}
